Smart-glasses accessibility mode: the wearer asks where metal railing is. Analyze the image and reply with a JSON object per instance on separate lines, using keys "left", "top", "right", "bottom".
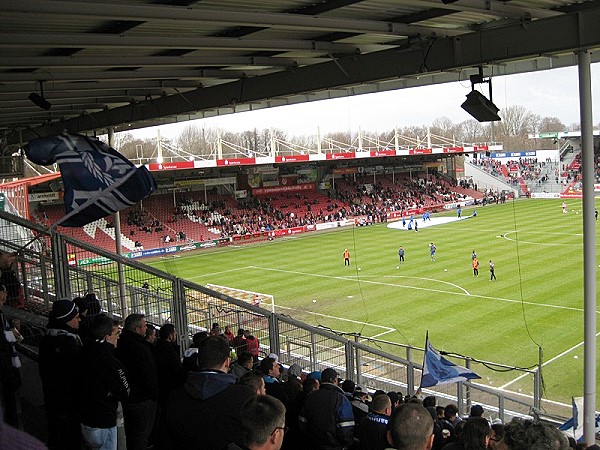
{"left": 0, "top": 209, "right": 568, "bottom": 422}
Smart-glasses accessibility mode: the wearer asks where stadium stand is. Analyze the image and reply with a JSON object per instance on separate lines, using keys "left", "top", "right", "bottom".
{"left": 27, "top": 172, "right": 483, "bottom": 254}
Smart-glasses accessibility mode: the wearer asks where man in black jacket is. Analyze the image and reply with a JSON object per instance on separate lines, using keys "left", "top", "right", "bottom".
{"left": 299, "top": 367, "right": 355, "bottom": 450}
{"left": 153, "top": 323, "right": 185, "bottom": 406}
{"left": 357, "top": 394, "right": 391, "bottom": 450}
{"left": 0, "top": 284, "right": 21, "bottom": 427}
{"left": 79, "top": 315, "right": 129, "bottom": 450}
{"left": 114, "top": 313, "right": 158, "bottom": 450}
{"left": 39, "top": 299, "right": 82, "bottom": 450}
{"left": 160, "top": 335, "right": 254, "bottom": 449}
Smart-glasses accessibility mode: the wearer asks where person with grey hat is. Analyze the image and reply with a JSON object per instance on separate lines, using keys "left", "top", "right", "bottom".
{"left": 39, "top": 298, "right": 82, "bottom": 450}
{"left": 299, "top": 367, "right": 355, "bottom": 450}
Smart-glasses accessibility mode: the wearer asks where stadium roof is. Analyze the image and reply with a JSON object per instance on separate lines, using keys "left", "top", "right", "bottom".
{"left": 1, "top": 0, "right": 600, "bottom": 148}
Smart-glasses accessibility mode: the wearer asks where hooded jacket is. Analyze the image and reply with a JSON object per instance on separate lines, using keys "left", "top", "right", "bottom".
{"left": 161, "top": 370, "right": 254, "bottom": 450}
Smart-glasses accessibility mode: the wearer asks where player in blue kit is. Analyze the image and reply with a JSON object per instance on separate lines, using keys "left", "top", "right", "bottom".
{"left": 429, "top": 243, "right": 436, "bottom": 261}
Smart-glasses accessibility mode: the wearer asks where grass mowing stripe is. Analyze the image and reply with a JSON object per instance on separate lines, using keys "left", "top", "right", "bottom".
{"left": 144, "top": 198, "right": 600, "bottom": 407}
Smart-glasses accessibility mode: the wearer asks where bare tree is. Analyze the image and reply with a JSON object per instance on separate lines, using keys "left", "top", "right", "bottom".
{"left": 177, "top": 124, "right": 204, "bottom": 155}
{"left": 457, "top": 120, "right": 484, "bottom": 142}
{"left": 430, "top": 117, "right": 456, "bottom": 138}
{"left": 497, "top": 105, "right": 533, "bottom": 136}
{"left": 537, "top": 116, "right": 566, "bottom": 133}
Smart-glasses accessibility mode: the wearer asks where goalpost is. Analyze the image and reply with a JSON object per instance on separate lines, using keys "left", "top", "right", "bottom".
{"left": 206, "top": 283, "right": 275, "bottom": 313}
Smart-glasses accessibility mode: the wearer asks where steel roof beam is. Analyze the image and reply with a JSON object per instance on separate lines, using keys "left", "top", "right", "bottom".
{"left": 1, "top": 0, "right": 463, "bottom": 38}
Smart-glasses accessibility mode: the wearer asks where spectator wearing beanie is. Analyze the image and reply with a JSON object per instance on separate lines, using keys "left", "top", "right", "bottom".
{"left": 39, "top": 299, "right": 82, "bottom": 450}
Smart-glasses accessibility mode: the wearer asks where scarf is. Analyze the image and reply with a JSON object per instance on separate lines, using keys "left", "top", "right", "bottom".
{"left": 2, "top": 313, "right": 21, "bottom": 369}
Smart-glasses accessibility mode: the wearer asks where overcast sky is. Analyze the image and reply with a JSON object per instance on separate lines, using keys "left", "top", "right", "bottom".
{"left": 132, "top": 63, "right": 599, "bottom": 141}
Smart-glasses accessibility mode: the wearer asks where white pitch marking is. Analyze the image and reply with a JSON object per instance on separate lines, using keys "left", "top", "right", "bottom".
{"left": 502, "top": 231, "right": 582, "bottom": 246}
{"left": 499, "top": 330, "right": 600, "bottom": 389}
{"left": 275, "top": 304, "right": 393, "bottom": 332}
{"left": 248, "top": 266, "right": 588, "bottom": 313}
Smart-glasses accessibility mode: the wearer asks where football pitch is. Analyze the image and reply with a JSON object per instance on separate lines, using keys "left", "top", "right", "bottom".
{"left": 146, "top": 198, "right": 599, "bottom": 408}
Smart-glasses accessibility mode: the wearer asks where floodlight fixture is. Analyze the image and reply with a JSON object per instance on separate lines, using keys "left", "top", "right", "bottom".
{"left": 461, "top": 67, "right": 501, "bottom": 122}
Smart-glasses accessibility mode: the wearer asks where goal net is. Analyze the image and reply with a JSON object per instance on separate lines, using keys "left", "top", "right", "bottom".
{"left": 206, "top": 283, "right": 275, "bottom": 313}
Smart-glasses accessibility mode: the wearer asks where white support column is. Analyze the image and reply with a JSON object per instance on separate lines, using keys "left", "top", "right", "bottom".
{"left": 317, "top": 127, "right": 322, "bottom": 154}
{"left": 217, "top": 129, "right": 223, "bottom": 159}
{"left": 358, "top": 127, "right": 363, "bottom": 152}
{"left": 578, "top": 49, "right": 596, "bottom": 447}
{"left": 156, "top": 129, "right": 163, "bottom": 164}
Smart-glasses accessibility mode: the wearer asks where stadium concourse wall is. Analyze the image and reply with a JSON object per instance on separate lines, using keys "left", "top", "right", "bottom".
{"left": 0, "top": 209, "right": 558, "bottom": 423}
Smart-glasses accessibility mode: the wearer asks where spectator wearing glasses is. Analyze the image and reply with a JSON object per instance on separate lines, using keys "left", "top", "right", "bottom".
{"left": 78, "top": 315, "right": 129, "bottom": 450}
{"left": 227, "top": 395, "right": 287, "bottom": 450}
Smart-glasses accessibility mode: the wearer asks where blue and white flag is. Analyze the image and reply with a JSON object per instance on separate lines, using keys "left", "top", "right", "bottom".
{"left": 25, "top": 133, "right": 156, "bottom": 227}
{"left": 558, "top": 397, "right": 600, "bottom": 442}
{"left": 420, "top": 334, "right": 481, "bottom": 388}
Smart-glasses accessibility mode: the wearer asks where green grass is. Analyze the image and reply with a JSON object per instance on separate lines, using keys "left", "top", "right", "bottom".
{"left": 145, "top": 198, "right": 599, "bottom": 408}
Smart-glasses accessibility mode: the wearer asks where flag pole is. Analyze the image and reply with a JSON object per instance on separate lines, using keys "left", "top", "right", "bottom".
{"left": 108, "top": 128, "right": 129, "bottom": 319}
{"left": 418, "top": 331, "right": 429, "bottom": 392}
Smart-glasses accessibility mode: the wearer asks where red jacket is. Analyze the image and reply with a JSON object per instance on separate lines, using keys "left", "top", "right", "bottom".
{"left": 245, "top": 336, "right": 259, "bottom": 357}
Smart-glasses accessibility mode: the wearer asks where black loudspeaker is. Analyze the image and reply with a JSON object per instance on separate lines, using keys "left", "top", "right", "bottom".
{"left": 461, "top": 90, "right": 500, "bottom": 122}
{"left": 28, "top": 92, "right": 52, "bottom": 111}
{"left": 485, "top": 151, "right": 491, "bottom": 157}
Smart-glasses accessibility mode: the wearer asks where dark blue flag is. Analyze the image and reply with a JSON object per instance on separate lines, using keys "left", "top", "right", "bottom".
{"left": 24, "top": 133, "right": 156, "bottom": 227}
{"left": 420, "top": 333, "right": 481, "bottom": 388}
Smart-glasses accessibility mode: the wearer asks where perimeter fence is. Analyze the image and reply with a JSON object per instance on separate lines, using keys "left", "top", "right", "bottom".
{"left": 0, "top": 209, "right": 569, "bottom": 422}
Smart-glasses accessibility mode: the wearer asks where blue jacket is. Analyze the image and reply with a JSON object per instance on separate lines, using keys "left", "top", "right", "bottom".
{"left": 299, "top": 382, "right": 355, "bottom": 450}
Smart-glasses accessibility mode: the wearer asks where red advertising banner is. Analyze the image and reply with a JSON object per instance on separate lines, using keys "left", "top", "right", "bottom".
{"left": 253, "top": 183, "right": 315, "bottom": 196}
{"left": 473, "top": 145, "right": 489, "bottom": 151}
{"left": 443, "top": 147, "right": 464, "bottom": 153}
{"left": 216, "top": 157, "right": 257, "bottom": 166}
{"left": 326, "top": 152, "right": 356, "bottom": 160}
{"left": 409, "top": 148, "right": 432, "bottom": 155}
{"left": 275, "top": 155, "right": 310, "bottom": 163}
{"left": 269, "top": 227, "right": 304, "bottom": 237}
{"left": 148, "top": 161, "right": 195, "bottom": 171}
{"left": 370, "top": 149, "right": 396, "bottom": 157}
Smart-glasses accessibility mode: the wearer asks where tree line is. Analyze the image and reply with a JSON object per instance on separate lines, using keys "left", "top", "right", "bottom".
{"left": 108, "top": 105, "right": 590, "bottom": 163}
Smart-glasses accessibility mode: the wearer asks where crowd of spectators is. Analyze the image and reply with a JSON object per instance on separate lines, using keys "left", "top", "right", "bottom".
{"left": 170, "top": 173, "right": 475, "bottom": 240}
{"left": 32, "top": 171, "right": 479, "bottom": 251}
{"left": 0, "top": 293, "right": 597, "bottom": 450}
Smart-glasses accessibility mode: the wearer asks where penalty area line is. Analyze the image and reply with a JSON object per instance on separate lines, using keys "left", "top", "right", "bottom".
{"left": 249, "top": 266, "right": 471, "bottom": 297}
{"left": 499, "top": 330, "right": 600, "bottom": 390}
{"left": 275, "top": 304, "right": 394, "bottom": 332}
{"left": 248, "top": 266, "right": 585, "bottom": 313}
